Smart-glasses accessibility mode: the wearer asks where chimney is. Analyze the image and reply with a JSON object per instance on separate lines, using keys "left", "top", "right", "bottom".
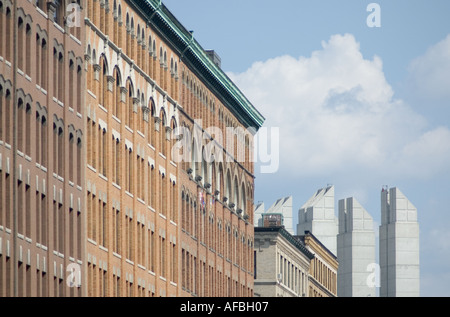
{"left": 205, "top": 50, "right": 221, "bottom": 68}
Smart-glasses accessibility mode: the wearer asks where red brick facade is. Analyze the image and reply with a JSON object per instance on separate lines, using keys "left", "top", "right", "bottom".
{"left": 0, "top": 0, "right": 85, "bottom": 297}
{"left": 0, "top": 0, "right": 261, "bottom": 297}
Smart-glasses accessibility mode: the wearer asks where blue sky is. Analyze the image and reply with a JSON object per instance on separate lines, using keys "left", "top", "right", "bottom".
{"left": 162, "top": 0, "right": 450, "bottom": 297}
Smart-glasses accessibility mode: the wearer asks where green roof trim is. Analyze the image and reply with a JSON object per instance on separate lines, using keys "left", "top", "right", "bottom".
{"left": 131, "top": 0, "right": 266, "bottom": 130}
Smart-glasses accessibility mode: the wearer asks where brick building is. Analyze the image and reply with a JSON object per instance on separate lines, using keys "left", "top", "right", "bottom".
{"left": 84, "top": 0, "right": 264, "bottom": 297}
{"left": 1, "top": 0, "right": 264, "bottom": 297}
{"left": 0, "top": 0, "right": 85, "bottom": 297}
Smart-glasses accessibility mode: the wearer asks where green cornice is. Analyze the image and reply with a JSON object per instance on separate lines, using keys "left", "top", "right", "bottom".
{"left": 131, "top": 0, "right": 265, "bottom": 131}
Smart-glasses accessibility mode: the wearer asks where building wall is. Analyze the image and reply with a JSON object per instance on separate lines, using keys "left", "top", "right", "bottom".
{"left": 297, "top": 186, "right": 338, "bottom": 256}
{"left": 254, "top": 228, "right": 311, "bottom": 297}
{"left": 299, "top": 232, "right": 338, "bottom": 297}
{"left": 0, "top": 0, "right": 86, "bottom": 297}
{"left": 337, "top": 197, "right": 376, "bottom": 297}
{"left": 177, "top": 55, "right": 256, "bottom": 298}
{"left": 84, "top": 0, "right": 259, "bottom": 297}
{"left": 0, "top": 0, "right": 262, "bottom": 298}
{"left": 85, "top": 0, "right": 177, "bottom": 297}
{"left": 380, "top": 187, "right": 420, "bottom": 297}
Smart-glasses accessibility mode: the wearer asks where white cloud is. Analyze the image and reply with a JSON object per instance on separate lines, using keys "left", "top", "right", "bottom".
{"left": 229, "top": 33, "right": 450, "bottom": 180}
{"left": 393, "top": 127, "right": 450, "bottom": 179}
{"left": 407, "top": 34, "right": 450, "bottom": 103}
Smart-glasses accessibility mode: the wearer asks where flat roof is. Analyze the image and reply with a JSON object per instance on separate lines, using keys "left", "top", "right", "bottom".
{"left": 255, "top": 226, "right": 315, "bottom": 260}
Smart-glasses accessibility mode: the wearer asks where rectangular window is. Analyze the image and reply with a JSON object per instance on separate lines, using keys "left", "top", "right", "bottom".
{"left": 25, "top": 184, "right": 31, "bottom": 237}
{"left": 41, "top": 39, "right": 48, "bottom": 90}
{"left": 126, "top": 215, "right": 133, "bottom": 261}
{"left": 77, "top": 137, "right": 82, "bottom": 186}
{"left": 41, "top": 116, "right": 47, "bottom": 167}
{"left": 58, "top": 127, "right": 64, "bottom": 176}
{"left": 24, "top": 22, "right": 32, "bottom": 76}
{"left": 112, "top": 138, "right": 118, "bottom": 185}
{"left": 171, "top": 242, "right": 177, "bottom": 283}
{"left": 18, "top": 17, "right": 24, "bottom": 70}
{"left": 17, "top": 181, "right": 24, "bottom": 235}
{"left": 113, "top": 207, "right": 120, "bottom": 254}
{"left": 100, "top": 200, "right": 107, "bottom": 248}
{"left": 127, "top": 149, "right": 132, "bottom": 193}
{"left": 17, "top": 99, "right": 24, "bottom": 152}
{"left": 137, "top": 222, "right": 145, "bottom": 266}
{"left": 25, "top": 104, "right": 31, "bottom": 157}
{"left": 171, "top": 182, "right": 176, "bottom": 222}
{"left": 160, "top": 236, "right": 166, "bottom": 278}
{"left": 148, "top": 228, "right": 155, "bottom": 272}
{"left": 69, "top": 207, "right": 74, "bottom": 258}
{"left": 69, "top": 133, "right": 74, "bottom": 182}
{"left": 41, "top": 194, "right": 47, "bottom": 246}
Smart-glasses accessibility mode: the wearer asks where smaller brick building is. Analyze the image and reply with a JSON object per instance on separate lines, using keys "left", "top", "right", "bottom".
{"left": 297, "top": 231, "right": 339, "bottom": 297}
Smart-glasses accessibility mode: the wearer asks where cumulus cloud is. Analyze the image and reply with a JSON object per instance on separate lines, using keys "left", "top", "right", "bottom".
{"left": 407, "top": 34, "right": 450, "bottom": 103}
{"left": 228, "top": 33, "right": 450, "bottom": 180}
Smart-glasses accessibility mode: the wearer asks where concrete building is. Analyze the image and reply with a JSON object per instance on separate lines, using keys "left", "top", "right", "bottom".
{"left": 297, "top": 186, "right": 338, "bottom": 256}
{"left": 337, "top": 197, "right": 376, "bottom": 297}
{"left": 254, "top": 196, "right": 294, "bottom": 235}
{"left": 254, "top": 227, "right": 313, "bottom": 297}
{"left": 380, "top": 187, "right": 420, "bottom": 297}
{"left": 0, "top": 0, "right": 86, "bottom": 297}
{"left": 254, "top": 202, "right": 265, "bottom": 228}
{"left": 297, "top": 231, "right": 338, "bottom": 297}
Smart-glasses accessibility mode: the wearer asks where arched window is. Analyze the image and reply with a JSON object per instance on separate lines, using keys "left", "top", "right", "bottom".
{"left": 25, "top": 102, "right": 31, "bottom": 156}
{"left": 117, "top": 4, "right": 123, "bottom": 47}
{"left": 226, "top": 171, "right": 232, "bottom": 203}
{"left": 181, "top": 190, "right": 186, "bottom": 230}
{"left": 4, "top": 5, "right": 12, "bottom": 62}
{"left": 112, "top": 67, "right": 121, "bottom": 119}
{"left": 99, "top": 56, "right": 108, "bottom": 110}
{"left": 234, "top": 176, "right": 239, "bottom": 209}
{"left": 125, "top": 143, "right": 133, "bottom": 193}
{"left": 41, "top": 112, "right": 48, "bottom": 167}
{"left": 76, "top": 60, "right": 82, "bottom": 114}
{"left": 148, "top": 97, "right": 156, "bottom": 146}
{"left": 69, "top": 130, "right": 75, "bottom": 182}
{"left": 17, "top": 97, "right": 24, "bottom": 151}
{"left": 17, "top": 17, "right": 24, "bottom": 71}
{"left": 191, "top": 137, "right": 199, "bottom": 178}
{"left": 112, "top": 135, "right": 120, "bottom": 185}
{"left": 76, "top": 133, "right": 82, "bottom": 186}
{"left": 126, "top": 13, "right": 131, "bottom": 55}
{"left": 159, "top": 110, "right": 166, "bottom": 156}
{"left": 139, "top": 92, "right": 145, "bottom": 133}
{"left": 140, "top": 30, "right": 146, "bottom": 70}
{"left": 241, "top": 184, "right": 246, "bottom": 215}
{"left": 130, "top": 17, "right": 135, "bottom": 59}
{"left": 126, "top": 79, "right": 134, "bottom": 128}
